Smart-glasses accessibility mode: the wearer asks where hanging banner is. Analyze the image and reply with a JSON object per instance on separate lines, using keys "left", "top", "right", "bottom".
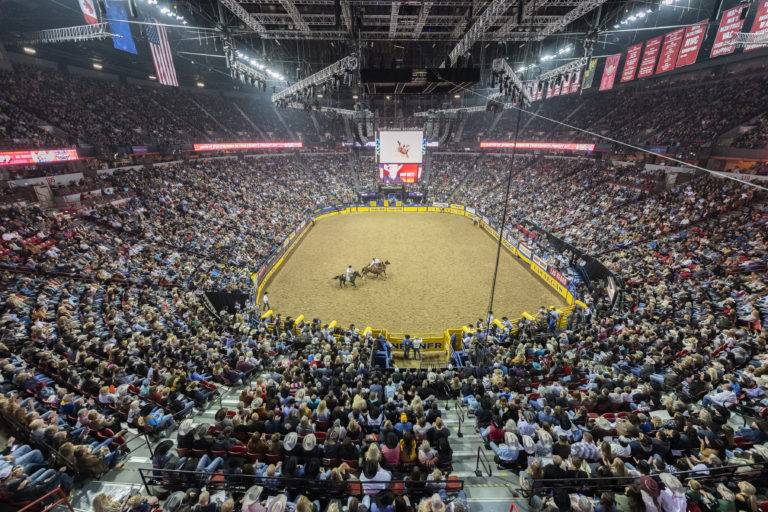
{"left": 637, "top": 36, "right": 663, "bottom": 78}
{"left": 656, "top": 28, "right": 686, "bottom": 74}
{"left": 553, "top": 80, "right": 562, "bottom": 96}
{"left": 599, "top": 54, "right": 621, "bottom": 91}
{"left": 745, "top": 0, "right": 768, "bottom": 51}
{"left": 676, "top": 20, "right": 708, "bottom": 67}
{"left": 711, "top": 5, "right": 747, "bottom": 57}
{"left": 570, "top": 68, "right": 581, "bottom": 93}
{"left": 582, "top": 58, "right": 598, "bottom": 90}
{"left": 621, "top": 43, "right": 643, "bottom": 82}
{"left": 561, "top": 72, "right": 571, "bottom": 95}
{"left": 104, "top": 0, "right": 138, "bottom": 54}
{"left": 546, "top": 81, "right": 554, "bottom": 99}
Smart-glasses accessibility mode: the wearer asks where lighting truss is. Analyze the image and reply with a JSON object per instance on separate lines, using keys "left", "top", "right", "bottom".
{"left": 536, "top": 0, "right": 608, "bottom": 39}
{"left": 732, "top": 32, "right": 768, "bottom": 47}
{"left": 537, "top": 57, "right": 587, "bottom": 82}
{"left": 230, "top": 59, "right": 269, "bottom": 89}
{"left": 389, "top": 2, "right": 401, "bottom": 38}
{"left": 491, "top": 58, "right": 532, "bottom": 105}
{"left": 414, "top": 106, "right": 488, "bottom": 117}
{"left": 22, "top": 23, "right": 120, "bottom": 44}
{"left": 272, "top": 54, "right": 358, "bottom": 105}
{"left": 444, "top": 0, "right": 510, "bottom": 67}
{"left": 412, "top": 2, "right": 433, "bottom": 38}
{"left": 220, "top": 0, "right": 267, "bottom": 37}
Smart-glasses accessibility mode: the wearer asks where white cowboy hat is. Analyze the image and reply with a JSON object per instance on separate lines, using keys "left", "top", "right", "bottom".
{"left": 303, "top": 433, "right": 316, "bottom": 451}
{"left": 283, "top": 432, "right": 298, "bottom": 451}
{"left": 242, "top": 486, "right": 264, "bottom": 512}
{"left": 659, "top": 473, "right": 683, "bottom": 493}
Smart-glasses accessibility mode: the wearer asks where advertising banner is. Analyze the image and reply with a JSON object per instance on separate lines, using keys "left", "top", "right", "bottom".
{"left": 479, "top": 142, "right": 595, "bottom": 152}
{"left": 582, "top": 58, "right": 598, "bottom": 89}
{"left": 599, "top": 54, "right": 621, "bottom": 91}
{"left": 533, "top": 254, "right": 548, "bottom": 269}
{"left": 378, "top": 163, "right": 422, "bottom": 183}
{"left": 676, "top": 20, "right": 708, "bottom": 67}
{"left": 711, "top": 5, "right": 747, "bottom": 57}
{"left": 0, "top": 148, "right": 78, "bottom": 167}
{"left": 637, "top": 36, "right": 663, "bottom": 78}
{"left": 194, "top": 142, "right": 302, "bottom": 151}
{"left": 621, "top": 44, "right": 643, "bottom": 82}
{"left": 656, "top": 28, "right": 686, "bottom": 74}
{"left": 518, "top": 243, "right": 532, "bottom": 260}
{"left": 746, "top": 0, "right": 768, "bottom": 51}
{"left": 549, "top": 267, "right": 568, "bottom": 286}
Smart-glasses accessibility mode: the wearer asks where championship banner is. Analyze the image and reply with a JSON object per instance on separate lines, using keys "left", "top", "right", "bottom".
{"left": 561, "top": 73, "right": 571, "bottom": 94}
{"left": 537, "top": 83, "right": 545, "bottom": 101}
{"left": 582, "top": 58, "right": 598, "bottom": 90}
{"left": 553, "top": 80, "right": 562, "bottom": 96}
{"left": 711, "top": 5, "right": 747, "bottom": 57}
{"left": 745, "top": 0, "right": 768, "bottom": 51}
{"left": 637, "top": 36, "right": 662, "bottom": 78}
{"left": 676, "top": 20, "right": 708, "bottom": 67}
{"left": 621, "top": 43, "right": 643, "bottom": 82}
{"left": 546, "top": 81, "right": 554, "bottom": 99}
{"left": 599, "top": 54, "right": 621, "bottom": 91}
{"left": 656, "top": 28, "right": 686, "bottom": 74}
{"left": 570, "top": 68, "right": 581, "bottom": 93}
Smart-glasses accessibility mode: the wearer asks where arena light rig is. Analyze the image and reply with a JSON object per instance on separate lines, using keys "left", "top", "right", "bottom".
{"left": 271, "top": 55, "right": 358, "bottom": 109}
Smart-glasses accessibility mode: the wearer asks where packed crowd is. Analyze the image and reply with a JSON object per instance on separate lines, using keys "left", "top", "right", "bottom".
{"left": 1, "top": 148, "right": 767, "bottom": 512}
{"left": 733, "top": 116, "right": 768, "bottom": 150}
{"left": 0, "top": 65, "right": 344, "bottom": 151}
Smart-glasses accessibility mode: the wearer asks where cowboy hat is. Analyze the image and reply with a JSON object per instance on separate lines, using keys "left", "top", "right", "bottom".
{"left": 638, "top": 476, "right": 660, "bottom": 499}
{"left": 303, "top": 433, "right": 316, "bottom": 451}
{"left": 522, "top": 435, "right": 536, "bottom": 454}
{"left": 659, "top": 473, "right": 683, "bottom": 493}
{"left": 178, "top": 419, "right": 194, "bottom": 436}
{"left": 242, "top": 485, "right": 264, "bottom": 512}
{"left": 595, "top": 417, "right": 612, "bottom": 431}
{"left": 283, "top": 432, "right": 298, "bottom": 451}
{"left": 266, "top": 494, "right": 287, "bottom": 512}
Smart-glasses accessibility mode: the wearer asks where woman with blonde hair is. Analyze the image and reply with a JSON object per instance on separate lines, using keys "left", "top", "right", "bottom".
{"left": 418, "top": 441, "right": 437, "bottom": 468}
{"left": 92, "top": 493, "right": 121, "bottom": 512}
{"left": 314, "top": 400, "right": 329, "bottom": 421}
{"left": 364, "top": 442, "right": 382, "bottom": 464}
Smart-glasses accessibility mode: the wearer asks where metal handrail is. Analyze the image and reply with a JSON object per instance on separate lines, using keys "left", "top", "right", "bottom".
{"left": 526, "top": 461, "right": 768, "bottom": 497}
{"left": 474, "top": 445, "right": 493, "bottom": 478}
{"left": 454, "top": 401, "right": 465, "bottom": 438}
{"left": 18, "top": 486, "right": 75, "bottom": 512}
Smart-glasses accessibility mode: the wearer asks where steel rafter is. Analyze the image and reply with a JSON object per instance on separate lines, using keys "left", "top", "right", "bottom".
{"left": 221, "top": 0, "right": 267, "bottom": 36}
{"left": 272, "top": 54, "right": 358, "bottom": 103}
{"left": 277, "top": 0, "right": 311, "bottom": 33}
{"left": 537, "top": 57, "right": 586, "bottom": 81}
{"left": 445, "top": 0, "right": 511, "bottom": 67}
{"left": 389, "top": 2, "right": 401, "bottom": 38}
{"left": 412, "top": 2, "right": 433, "bottom": 38}
{"left": 492, "top": 57, "right": 531, "bottom": 104}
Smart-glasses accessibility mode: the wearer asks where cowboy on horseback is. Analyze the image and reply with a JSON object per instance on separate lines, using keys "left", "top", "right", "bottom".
{"left": 346, "top": 265, "right": 355, "bottom": 281}
{"left": 370, "top": 257, "right": 381, "bottom": 268}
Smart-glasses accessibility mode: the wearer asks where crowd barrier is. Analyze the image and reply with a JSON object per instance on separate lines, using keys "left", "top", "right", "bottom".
{"left": 253, "top": 203, "right": 587, "bottom": 365}
{"left": 138, "top": 468, "right": 464, "bottom": 503}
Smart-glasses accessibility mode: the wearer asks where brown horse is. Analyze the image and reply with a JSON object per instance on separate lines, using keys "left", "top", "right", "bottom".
{"left": 361, "top": 260, "right": 390, "bottom": 279}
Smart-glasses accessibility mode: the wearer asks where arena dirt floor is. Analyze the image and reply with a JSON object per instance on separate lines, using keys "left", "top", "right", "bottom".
{"left": 267, "top": 212, "right": 564, "bottom": 333}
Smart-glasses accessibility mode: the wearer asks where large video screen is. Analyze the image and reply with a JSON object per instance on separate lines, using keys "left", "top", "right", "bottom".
{"left": 377, "top": 130, "right": 424, "bottom": 164}
{"left": 379, "top": 163, "right": 422, "bottom": 184}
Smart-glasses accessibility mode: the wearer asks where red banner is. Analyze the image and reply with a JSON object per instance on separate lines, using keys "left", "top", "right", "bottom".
{"left": 548, "top": 267, "right": 568, "bottom": 286}
{"left": 546, "top": 82, "right": 554, "bottom": 99}
{"left": 0, "top": 148, "right": 78, "bottom": 167}
{"left": 637, "top": 36, "right": 663, "bottom": 78}
{"left": 561, "top": 73, "right": 571, "bottom": 95}
{"left": 570, "top": 68, "right": 581, "bottom": 94}
{"left": 553, "top": 81, "right": 562, "bottom": 96}
{"left": 676, "top": 20, "right": 708, "bottom": 67}
{"left": 621, "top": 43, "right": 643, "bottom": 82}
{"left": 480, "top": 142, "right": 595, "bottom": 151}
{"left": 711, "top": 5, "right": 747, "bottom": 57}
{"left": 599, "top": 54, "right": 621, "bottom": 91}
{"left": 656, "top": 28, "right": 686, "bottom": 74}
{"left": 746, "top": 0, "right": 768, "bottom": 51}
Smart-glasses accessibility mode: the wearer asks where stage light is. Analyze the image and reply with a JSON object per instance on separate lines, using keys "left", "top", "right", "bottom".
{"left": 454, "top": 94, "right": 461, "bottom": 99}
{"left": 23, "top": 47, "right": 36, "bottom": 55}
{"left": 93, "top": 63, "right": 103, "bottom": 70}
{"left": 148, "top": 74, "right": 157, "bottom": 80}
{"left": 352, "top": 95, "right": 359, "bottom": 99}
{"left": 317, "top": 94, "right": 323, "bottom": 98}
{"left": 197, "top": 82, "right": 205, "bottom": 87}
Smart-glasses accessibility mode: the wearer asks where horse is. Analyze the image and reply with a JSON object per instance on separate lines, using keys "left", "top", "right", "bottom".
{"left": 332, "top": 271, "right": 362, "bottom": 288}
{"left": 362, "top": 260, "right": 390, "bottom": 279}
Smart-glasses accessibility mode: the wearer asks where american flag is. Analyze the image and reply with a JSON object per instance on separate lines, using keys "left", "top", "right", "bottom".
{"left": 145, "top": 17, "right": 179, "bottom": 87}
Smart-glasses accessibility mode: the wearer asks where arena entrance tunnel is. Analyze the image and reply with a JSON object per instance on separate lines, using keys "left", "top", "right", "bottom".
{"left": 255, "top": 203, "right": 578, "bottom": 367}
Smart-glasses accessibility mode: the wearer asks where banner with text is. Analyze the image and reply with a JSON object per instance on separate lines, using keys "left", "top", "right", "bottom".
{"left": 656, "top": 28, "right": 686, "bottom": 74}
{"left": 599, "top": 54, "right": 621, "bottom": 91}
{"left": 676, "top": 20, "right": 708, "bottom": 67}
{"left": 561, "top": 73, "right": 571, "bottom": 94}
{"left": 570, "top": 68, "right": 581, "bottom": 93}
{"left": 746, "top": 0, "right": 768, "bottom": 51}
{"left": 637, "top": 36, "right": 663, "bottom": 78}
{"left": 621, "top": 43, "right": 643, "bottom": 82}
{"left": 582, "top": 58, "right": 598, "bottom": 90}
{"left": 711, "top": 5, "right": 747, "bottom": 57}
